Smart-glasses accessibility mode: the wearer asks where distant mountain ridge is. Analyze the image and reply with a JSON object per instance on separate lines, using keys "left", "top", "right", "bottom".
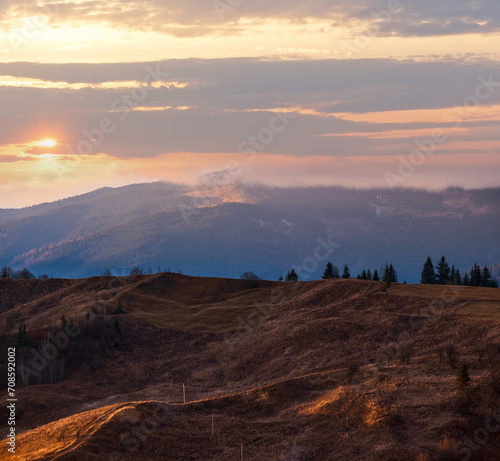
{"left": 0, "top": 182, "right": 499, "bottom": 282}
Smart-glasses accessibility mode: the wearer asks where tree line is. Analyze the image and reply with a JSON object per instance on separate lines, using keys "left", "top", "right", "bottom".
{"left": 2, "top": 257, "right": 498, "bottom": 287}
{"left": 1, "top": 266, "right": 42, "bottom": 279}
{"left": 319, "top": 262, "right": 398, "bottom": 283}
{"left": 278, "top": 257, "right": 497, "bottom": 288}
{"left": 421, "top": 255, "right": 498, "bottom": 287}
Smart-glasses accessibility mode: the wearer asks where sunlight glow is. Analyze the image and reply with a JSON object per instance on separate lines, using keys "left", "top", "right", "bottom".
{"left": 37, "top": 139, "right": 57, "bottom": 147}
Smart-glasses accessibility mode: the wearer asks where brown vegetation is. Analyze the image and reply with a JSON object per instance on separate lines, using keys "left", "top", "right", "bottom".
{"left": 1, "top": 274, "right": 500, "bottom": 460}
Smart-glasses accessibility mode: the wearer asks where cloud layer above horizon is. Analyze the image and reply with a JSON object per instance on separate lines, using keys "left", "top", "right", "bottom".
{"left": 1, "top": 1, "right": 500, "bottom": 207}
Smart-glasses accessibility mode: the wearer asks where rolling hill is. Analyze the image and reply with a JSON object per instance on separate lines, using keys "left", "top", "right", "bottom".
{"left": 1, "top": 274, "right": 500, "bottom": 460}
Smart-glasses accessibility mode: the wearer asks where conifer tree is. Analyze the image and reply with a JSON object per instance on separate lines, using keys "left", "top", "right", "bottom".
{"left": 383, "top": 264, "right": 390, "bottom": 283}
{"left": 436, "top": 256, "right": 451, "bottom": 284}
{"left": 322, "top": 262, "right": 334, "bottom": 279}
{"left": 389, "top": 263, "right": 398, "bottom": 283}
{"left": 482, "top": 265, "right": 492, "bottom": 287}
{"left": 372, "top": 269, "right": 380, "bottom": 281}
{"left": 342, "top": 264, "right": 351, "bottom": 279}
{"left": 421, "top": 257, "right": 436, "bottom": 284}
{"left": 456, "top": 364, "right": 471, "bottom": 393}
{"left": 469, "top": 263, "right": 482, "bottom": 286}
{"left": 285, "top": 269, "right": 298, "bottom": 282}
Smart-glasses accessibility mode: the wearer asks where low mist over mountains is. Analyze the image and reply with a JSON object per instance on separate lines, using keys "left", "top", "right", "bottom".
{"left": 0, "top": 182, "right": 499, "bottom": 282}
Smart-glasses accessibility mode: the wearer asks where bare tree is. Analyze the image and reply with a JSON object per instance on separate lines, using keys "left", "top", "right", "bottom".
{"left": 445, "top": 344, "right": 459, "bottom": 369}
{"left": 336, "top": 386, "right": 365, "bottom": 438}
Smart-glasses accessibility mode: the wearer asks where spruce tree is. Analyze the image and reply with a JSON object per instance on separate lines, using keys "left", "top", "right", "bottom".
{"left": 436, "top": 256, "right": 451, "bottom": 284}
{"left": 389, "top": 263, "right": 398, "bottom": 283}
{"left": 421, "top": 257, "right": 436, "bottom": 284}
{"left": 366, "top": 269, "right": 372, "bottom": 280}
{"left": 383, "top": 264, "right": 390, "bottom": 283}
{"left": 450, "top": 266, "right": 456, "bottom": 284}
{"left": 482, "top": 265, "right": 492, "bottom": 287}
{"left": 342, "top": 265, "right": 351, "bottom": 279}
{"left": 372, "top": 269, "right": 380, "bottom": 281}
{"left": 469, "top": 263, "right": 482, "bottom": 286}
{"left": 322, "top": 262, "right": 334, "bottom": 279}
{"left": 286, "top": 269, "right": 298, "bottom": 282}
{"left": 361, "top": 269, "right": 367, "bottom": 280}
{"left": 456, "top": 364, "right": 471, "bottom": 393}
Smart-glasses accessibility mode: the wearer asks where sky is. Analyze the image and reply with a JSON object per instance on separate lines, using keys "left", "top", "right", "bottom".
{"left": 1, "top": 0, "right": 500, "bottom": 208}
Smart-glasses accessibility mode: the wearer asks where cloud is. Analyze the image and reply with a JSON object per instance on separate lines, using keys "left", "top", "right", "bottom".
{"left": 0, "top": 56, "right": 499, "bottom": 207}
{"left": 0, "top": 57, "right": 499, "bottom": 158}
{"left": 2, "top": 0, "right": 500, "bottom": 38}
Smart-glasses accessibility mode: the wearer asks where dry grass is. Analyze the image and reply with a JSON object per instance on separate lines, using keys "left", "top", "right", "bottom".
{"left": 1, "top": 275, "right": 500, "bottom": 460}
{"left": 0, "top": 402, "right": 135, "bottom": 460}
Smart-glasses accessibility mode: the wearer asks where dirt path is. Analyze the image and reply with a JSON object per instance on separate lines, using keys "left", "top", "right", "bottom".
{"left": 44, "top": 403, "right": 135, "bottom": 460}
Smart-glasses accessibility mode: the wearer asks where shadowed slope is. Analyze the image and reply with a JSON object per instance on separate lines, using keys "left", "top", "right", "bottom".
{"left": 1, "top": 276, "right": 500, "bottom": 460}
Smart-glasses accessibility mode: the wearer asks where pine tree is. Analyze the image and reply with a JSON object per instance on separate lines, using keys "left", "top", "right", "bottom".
{"left": 366, "top": 269, "right": 372, "bottom": 280}
{"left": 383, "top": 264, "right": 390, "bottom": 282}
{"left": 421, "top": 257, "right": 436, "bottom": 284}
{"left": 372, "top": 269, "right": 380, "bottom": 281}
{"left": 482, "top": 265, "right": 492, "bottom": 287}
{"left": 389, "top": 263, "right": 398, "bottom": 283}
{"left": 342, "top": 265, "right": 351, "bottom": 279}
{"left": 463, "top": 273, "right": 470, "bottom": 286}
{"left": 454, "top": 268, "right": 462, "bottom": 285}
{"left": 285, "top": 269, "right": 298, "bottom": 282}
{"left": 456, "top": 364, "right": 471, "bottom": 393}
{"left": 1, "top": 266, "right": 8, "bottom": 279}
{"left": 469, "top": 263, "right": 482, "bottom": 286}
{"left": 436, "top": 256, "right": 451, "bottom": 284}
{"left": 322, "top": 262, "right": 334, "bottom": 279}
{"left": 278, "top": 275, "right": 283, "bottom": 281}
{"left": 361, "top": 269, "right": 367, "bottom": 280}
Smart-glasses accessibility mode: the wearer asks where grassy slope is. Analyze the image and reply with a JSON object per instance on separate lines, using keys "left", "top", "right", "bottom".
{"left": 1, "top": 275, "right": 500, "bottom": 460}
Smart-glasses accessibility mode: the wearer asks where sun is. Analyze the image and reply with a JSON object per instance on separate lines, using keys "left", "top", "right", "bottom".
{"left": 37, "top": 139, "right": 57, "bottom": 147}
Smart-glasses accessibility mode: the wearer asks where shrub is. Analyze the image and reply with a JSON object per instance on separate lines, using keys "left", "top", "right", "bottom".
{"left": 240, "top": 271, "right": 262, "bottom": 288}
{"left": 435, "top": 436, "right": 457, "bottom": 460}
{"left": 336, "top": 386, "right": 366, "bottom": 437}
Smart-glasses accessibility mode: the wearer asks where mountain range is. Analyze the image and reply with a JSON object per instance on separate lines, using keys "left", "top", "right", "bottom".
{"left": 1, "top": 182, "right": 499, "bottom": 282}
